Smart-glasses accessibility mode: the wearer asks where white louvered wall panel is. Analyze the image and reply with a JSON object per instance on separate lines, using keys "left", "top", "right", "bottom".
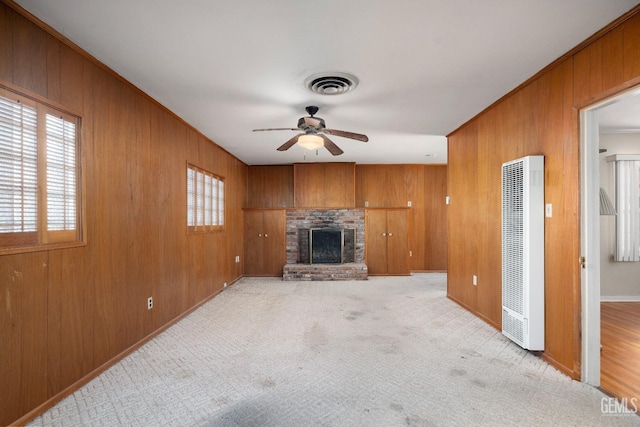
{"left": 501, "top": 155, "right": 545, "bottom": 351}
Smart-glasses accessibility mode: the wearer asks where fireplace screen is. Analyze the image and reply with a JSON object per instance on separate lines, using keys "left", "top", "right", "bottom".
{"left": 297, "top": 228, "right": 355, "bottom": 264}
{"left": 311, "top": 229, "right": 343, "bottom": 264}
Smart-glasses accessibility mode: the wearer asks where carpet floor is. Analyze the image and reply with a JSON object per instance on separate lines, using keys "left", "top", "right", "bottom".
{"left": 28, "top": 274, "right": 640, "bottom": 426}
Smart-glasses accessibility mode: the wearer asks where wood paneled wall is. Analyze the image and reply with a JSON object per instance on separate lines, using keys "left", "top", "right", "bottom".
{"left": 294, "top": 162, "right": 355, "bottom": 207}
{"left": 247, "top": 165, "right": 293, "bottom": 208}
{"left": 0, "top": 3, "right": 247, "bottom": 425}
{"left": 447, "top": 6, "right": 640, "bottom": 379}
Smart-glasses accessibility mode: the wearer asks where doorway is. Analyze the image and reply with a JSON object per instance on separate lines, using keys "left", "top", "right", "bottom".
{"left": 580, "top": 85, "right": 640, "bottom": 400}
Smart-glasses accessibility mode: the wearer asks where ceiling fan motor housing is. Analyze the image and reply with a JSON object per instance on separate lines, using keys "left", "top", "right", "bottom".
{"left": 298, "top": 116, "right": 325, "bottom": 131}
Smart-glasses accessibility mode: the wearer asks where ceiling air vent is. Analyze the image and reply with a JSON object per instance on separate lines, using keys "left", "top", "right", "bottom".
{"left": 305, "top": 72, "right": 359, "bottom": 95}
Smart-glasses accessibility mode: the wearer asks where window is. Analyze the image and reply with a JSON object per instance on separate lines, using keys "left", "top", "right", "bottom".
{"left": 0, "top": 86, "right": 81, "bottom": 251}
{"left": 608, "top": 155, "right": 640, "bottom": 261}
{"left": 187, "top": 164, "right": 224, "bottom": 232}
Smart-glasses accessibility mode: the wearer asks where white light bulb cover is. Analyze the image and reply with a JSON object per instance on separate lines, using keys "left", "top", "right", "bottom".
{"left": 297, "top": 134, "right": 324, "bottom": 150}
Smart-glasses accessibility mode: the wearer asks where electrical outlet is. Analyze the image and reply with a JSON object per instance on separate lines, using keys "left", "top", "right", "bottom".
{"left": 235, "top": 255, "right": 240, "bottom": 263}
{"left": 545, "top": 203, "right": 553, "bottom": 218}
{"left": 407, "top": 200, "right": 412, "bottom": 207}
{"left": 409, "top": 250, "right": 413, "bottom": 257}
{"left": 472, "top": 275, "right": 477, "bottom": 286}
{"left": 147, "top": 296, "right": 153, "bottom": 310}
{"left": 364, "top": 201, "right": 369, "bottom": 207}
{"left": 446, "top": 196, "right": 451, "bottom": 205}
{"left": 223, "top": 282, "right": 227, "bottom": 289}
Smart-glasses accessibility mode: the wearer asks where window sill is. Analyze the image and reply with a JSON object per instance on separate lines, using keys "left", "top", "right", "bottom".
{"left": 0, "top": 240, "right": 87, "bottom": 256}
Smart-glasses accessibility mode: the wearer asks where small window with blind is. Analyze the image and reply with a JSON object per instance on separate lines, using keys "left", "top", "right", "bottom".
{"left": 0, "top": 86, "right": 82, "bottom": 252}
{"left": 187, "top": 164, "right": 225, "bottom": 232}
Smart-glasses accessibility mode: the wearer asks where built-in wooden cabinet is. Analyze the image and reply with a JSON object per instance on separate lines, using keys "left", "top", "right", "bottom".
{"left": 244, "top": 210, "right": 286, "bottom": 276}
{"left": 356, "top": 164, "right": 447, "bottom": 271}
{"left": 365, "top": 209, "right": 409, "bottom": 275}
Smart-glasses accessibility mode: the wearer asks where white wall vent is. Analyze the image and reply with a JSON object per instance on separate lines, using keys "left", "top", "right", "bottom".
{"left": 501, "top": 155, "right": 545, "bottom": 350}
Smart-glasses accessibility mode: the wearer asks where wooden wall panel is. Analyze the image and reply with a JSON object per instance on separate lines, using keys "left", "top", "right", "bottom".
{"left": 602, "top": 26, "right": 625, "bottom": 90}
{"left": 152, "top": 112, "right": 183, "bottom": 327}
{"left": 0, "top": 3, "right": 248, "bottom": 425}
{"left": 11, "top": 10, "right": 46, "bottom": 95}
{"left": 293, "top": 162, "right": 355, "bottom": 207}
{"left": 324, "top": 162, "right": 356, "bottom": 207}
{"left": 447, "top": 123, "right": 478, "bottom": 312}
{"left": 0, "top": 252, "right": 48, "bottom": 424}
{"left": 46, "top": 35, "right": 60, "bottom": 102}
{"left": 294, "top": 163, "right": 320, "bottom": 207}
{"left": 355, "top": 165, "right": 405, "bottom": 207}
{"left": 404, "top": 166, "right": 426, "bottom": 269}
{"left": 623, "top": 14, "right": 640, "bottom": 83}
{"left": 47, "top": 247, "right": 93, "bottom": 396}
{"left": 225, "top": 156, "right": 247, "bottom": 280}
{"left": 561, "top": 58, "right": 581, "bottom": 376}
{"left": 247, "top": 165, "right": 294, "bottom": 208}
{"left": 573, "top": 38, "right": 605, "bottom": 104}
{"left": 381, "top": 166, "right": 406, "bottom": 207}
{"left": 0, "top": 5, "right": 13, "bottom": 82}
{"left": 60, "top": 46, "right": 84, "bottom": 112}
{"left": 422, "top": 165, "right": 448, "bottom": 270}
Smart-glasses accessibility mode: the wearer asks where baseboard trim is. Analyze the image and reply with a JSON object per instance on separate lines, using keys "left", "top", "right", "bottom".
{"left": 541, "top": 353, "right": 579, "bottom": 380}
{"left": 446, "top": 294, "right": 501, "bottom": 330}
{"left": 600, "top": 296, "right": 640, "bottom": 302}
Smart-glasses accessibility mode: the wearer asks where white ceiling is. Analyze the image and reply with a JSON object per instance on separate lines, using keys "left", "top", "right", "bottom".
{"left": 13, "top": 0, "right": 639, "bottom": 165}
{"left": 598, "top": 88, "right": 640, "bottom": 133}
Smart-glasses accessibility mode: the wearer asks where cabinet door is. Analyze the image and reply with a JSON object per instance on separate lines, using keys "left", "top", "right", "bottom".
{"left": 386, "top": 209, "right": 409, "bottom": 275}
{"left": 366, "top": 209, "right": 389, "bottom": 275}
{"left": 262, "top": 210, "right": 286, "bottom": 276}
{"left": 244, "top": 211, "right": 264, "bottom": 275}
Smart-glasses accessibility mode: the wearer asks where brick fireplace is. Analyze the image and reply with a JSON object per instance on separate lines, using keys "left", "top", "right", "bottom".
{"left": 283, "top": 209, "right": 368, "bottom": 281}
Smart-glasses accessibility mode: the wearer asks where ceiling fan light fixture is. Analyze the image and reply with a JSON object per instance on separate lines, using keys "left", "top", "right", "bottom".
{"left": 297, "top": 134, "right": 324, "bottom": 150}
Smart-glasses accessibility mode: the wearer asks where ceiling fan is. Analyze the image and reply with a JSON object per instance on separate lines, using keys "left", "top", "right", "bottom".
{"left": 252, "top": 106, "right": 368, "bottom": 156}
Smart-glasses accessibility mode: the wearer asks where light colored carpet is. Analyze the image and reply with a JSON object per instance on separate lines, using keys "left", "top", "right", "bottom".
{"left": 28, "top": 274, "right": 640, "bottom": 426}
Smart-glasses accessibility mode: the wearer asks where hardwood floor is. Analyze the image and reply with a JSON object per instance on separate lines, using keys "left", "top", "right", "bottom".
{"left": 600, "top": 302, "right": 640, "bottom": 402}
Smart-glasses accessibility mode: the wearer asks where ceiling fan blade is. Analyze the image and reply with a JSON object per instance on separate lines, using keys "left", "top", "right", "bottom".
{"left": 253, "top": 127, "right": 298, "bottom": 132}
{"left": 276, "top": 134, "right": 301, "bottom": 151}
{"left": 323, "top": 128, "right": 368, "bottom": 142}
{"left": 320, "top": 134, "right": 344, "bottom": 156}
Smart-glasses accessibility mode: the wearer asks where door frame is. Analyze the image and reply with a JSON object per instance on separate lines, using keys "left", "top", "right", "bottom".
{"left": 580, "top": 107, "right": 601, "bottom": 386}
{"left": 580, "top": 84, "right": 640, "bottom": 385}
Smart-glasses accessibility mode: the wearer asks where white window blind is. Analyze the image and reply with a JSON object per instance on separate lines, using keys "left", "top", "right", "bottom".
{"left": 187, "top": 167, "right": 195, "bottom": 227}
{"left": 218, "top": 180, "right": 224, "bottom": 226}
{"left": 0, "top": 96, "right": 38, "bottom": 233}
{"left": 46, "top": 113, "right": 76, "bottom": 231}
{"left": 187, "top": 164, "right": 224, "bottom": 231}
